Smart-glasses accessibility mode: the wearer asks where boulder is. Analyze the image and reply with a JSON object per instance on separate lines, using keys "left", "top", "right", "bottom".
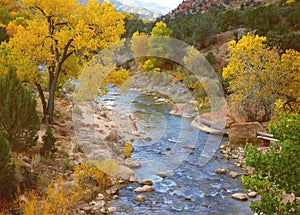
{"left": 191, "top": 104, "right": 231, "bottom": 134}
{"left": 231, "top": 193, "right": 248, "bottom": 201}
{"left": 105, "top": 130, "right": 120, "bottom": 143}
{"left": 125, "top": 158, "right": 141, "bottom": 169}
{"left": 170, "top": 103, "right": 198, "bottom": 118}
{"left": 229, "top": 122, "right": 270, "bottom": 147}
{"left": 191, "top": 116, "right": 225, "bottom": 134}
{"left": 115, "top": 165, "right": 136, "bottom": 182}
{"left": 134, "top": 185, "right": 154, "bottom": 193}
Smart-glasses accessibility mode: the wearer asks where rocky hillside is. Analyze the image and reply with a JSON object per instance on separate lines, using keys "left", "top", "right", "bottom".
{"left": 165, "top": 0, "right": 280, "bottom": 18}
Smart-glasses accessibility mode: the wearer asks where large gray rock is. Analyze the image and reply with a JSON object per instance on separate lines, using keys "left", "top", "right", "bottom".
{"left": 229, "top": 122, "right": 269, "bottom": 146}
{"left": 115, "top": 165, "right": 137, "bottom": 181}
{"left": 170, "top": 103, "right": 198, "bottom": 118}
{"left": 125, "top": 158, "right": 141, "bottom": 169}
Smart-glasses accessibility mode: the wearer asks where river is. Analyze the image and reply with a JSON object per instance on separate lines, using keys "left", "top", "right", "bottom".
{"left": 100, "top": 90, "right": 253, "bottom": 215}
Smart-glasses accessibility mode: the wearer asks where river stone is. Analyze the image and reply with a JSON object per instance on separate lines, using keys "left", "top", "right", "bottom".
{"left": 105, "top": 130, "right": 120, "bottom": 143}
{"left": 132, "top": 131, "right": 142, "bottom": 136}
{"left": 96, "top": 193, "right": 104, "bottom": 200}
{"left": 139, "top": 179, "right": 153, "bottom": 186}
{"left": 82, "top": 206, "right": 91, "bottom": 212}
{"left": 130, "top": 175, "right": 138, "bottom": 182}
{"left": 107, "top": 207, "right": 117, "bottom": 213}
{"left": 156, "top": 98, "right": 169, "bottom": 103}
{"left": 231, "top": 193, "right": 248, "bottom": 201}
{"left": 77, "top": 210, "right": 86, "bottom": 215}
{"left": 157, "top": 171, "right": 174, "bottom": 178}
{"left": 136, "top": 195, "right": 145, "bottom": 202}
{"left": 134, "top": 185, "right": 154, "bottom": 193}
{"left": 215, "top": 169, "right": 227, "bottom": 174}
{"left": 106, "top": 185, "right": 118, "bottom": 195}
{"left": 247, "top": 191, "right": 258, "bottom": 198}
{"left": 125, "top": 158, "right": 141, "bottom": 169}
{"left": 116, "top": 165, "right": 136, "bottom": 181}
{"left": 170, "top": 103, "right": 198, "bottom": 118}
{"left": 228, "top": 171, "right": 239, "bottom": 178}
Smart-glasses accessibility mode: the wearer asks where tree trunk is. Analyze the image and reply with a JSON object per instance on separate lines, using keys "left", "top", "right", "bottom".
{"left": 35, "top": 83, "right": 47, "bottom": 121}
{"left": 46, "top": 78, "right": 56, "bottom": 124}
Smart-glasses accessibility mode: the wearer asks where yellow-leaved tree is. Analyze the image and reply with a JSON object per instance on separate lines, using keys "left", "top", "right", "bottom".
{"left": 6, "top": 0, "right": 125, "bottom": 123}
{"left": 131, "top": 31, "right": 149, "bottom": 69}
{"left": 0, "top": 0, "right": 16, "bottom": 11}
{"left": 223, "top": 34, "right": 300, "bottom": 121}
{"left": 139, "top": 21, "right": 172, "bottom": 72}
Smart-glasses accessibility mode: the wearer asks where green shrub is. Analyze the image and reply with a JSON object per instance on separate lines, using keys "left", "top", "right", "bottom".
{"left": 40, "top": 126, "right": 57, "bottom": 157}
{"left": 0, "top": 68, "right": 40, "bottom": 152}
{"left": 205, "top": 52, "right": 216, "bottom": 65}
{"left": 0, "top": 131, "right": 17, "bottom": 200}
{"left": 243, "top": 113, "right": 300, "bottom": 214}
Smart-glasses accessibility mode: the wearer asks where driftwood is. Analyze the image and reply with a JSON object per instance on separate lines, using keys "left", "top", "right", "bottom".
{"left": 256, "top": 131, "right": 279, "bottom": 142}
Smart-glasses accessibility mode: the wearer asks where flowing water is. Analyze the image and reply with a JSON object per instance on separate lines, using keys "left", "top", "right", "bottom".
{"left": 101, "top": 90, "right": 253, "bottom": 215}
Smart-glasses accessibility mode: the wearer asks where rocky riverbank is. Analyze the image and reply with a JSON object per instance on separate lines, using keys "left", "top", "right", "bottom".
{"left": 40, "top": 92, "right": 257, "bottom": 214}
{"left": 14, "top": 92, "right": 147, "bottom": 214}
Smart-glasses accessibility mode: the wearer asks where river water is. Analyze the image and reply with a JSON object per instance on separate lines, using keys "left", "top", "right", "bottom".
{"left": 101, "top": 90, "right": 253, "bottom": 215}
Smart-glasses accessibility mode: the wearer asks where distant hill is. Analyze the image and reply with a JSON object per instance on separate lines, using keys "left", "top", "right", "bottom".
{"left": 121, "top": 0, "right": 172, "bottom": 14}
{"left": 165, "top": 0, "right": 280, "bottom": 18}
{"left": 78, "top": 0, "right": 164, "bottom": 20}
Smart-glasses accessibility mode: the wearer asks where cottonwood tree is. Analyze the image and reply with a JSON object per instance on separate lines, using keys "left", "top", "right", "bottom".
{"left": 131, "top": 31, "right": 149, "bottom": 68}
{"left": 7, "top": 0, "right": 125, "bottom": 123}
{"left": 223, "top": 34, "right": 300, "bottom": 121}
{"left": 141, "top": 21, "right": 173, "bottom": 72}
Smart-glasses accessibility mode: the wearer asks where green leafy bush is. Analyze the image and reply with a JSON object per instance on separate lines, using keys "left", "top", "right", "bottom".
{"left": 40, "top": 126, "right": 57, "bottom": 157}
{"left": 0, "top": 68, "right": 40, "bottom": 152}
{"left": 243, "top": 113, "right": 300, "bottom": 214}
{"left": 0, "top": 131, "right": 17, "bottom": 200}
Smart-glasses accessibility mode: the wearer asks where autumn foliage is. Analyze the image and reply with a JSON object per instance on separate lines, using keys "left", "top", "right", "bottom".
{"left": 223, "top": 34, "right": 300, "bottom": 121}
{"left": 5, "top": 0, "right": 125, "bottom": 123}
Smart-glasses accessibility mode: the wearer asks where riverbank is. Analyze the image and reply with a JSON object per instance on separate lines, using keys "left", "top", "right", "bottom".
{"left": 43, "top": 91, "right": 254, "bottom": 214}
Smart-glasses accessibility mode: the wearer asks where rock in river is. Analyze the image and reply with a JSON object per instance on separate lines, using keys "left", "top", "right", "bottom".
{"left": 247, "top": 191, "right": 258, "bottom": 198}
{"left": 135, "top": 195, "right": 145, "bottom": 202}
{"left": 116, "top": 165, "right": 137, "bottom": 182}
{"left": 215, "top": 169, "right": 227, "bottom": 174}
{"left": 134, "top": 185, "right": 154, "bottom": 193}
{"left": 228, "top": 171, "right": 239, "bottom": 178}
{"left": 231, "top": 193, "right": 248, "bottom": 201}
{"left": 125, "top": 158, "right": 141, "bottom": 169}
{"left": 139, "top": 179, "right": 153, "bottom": 186}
